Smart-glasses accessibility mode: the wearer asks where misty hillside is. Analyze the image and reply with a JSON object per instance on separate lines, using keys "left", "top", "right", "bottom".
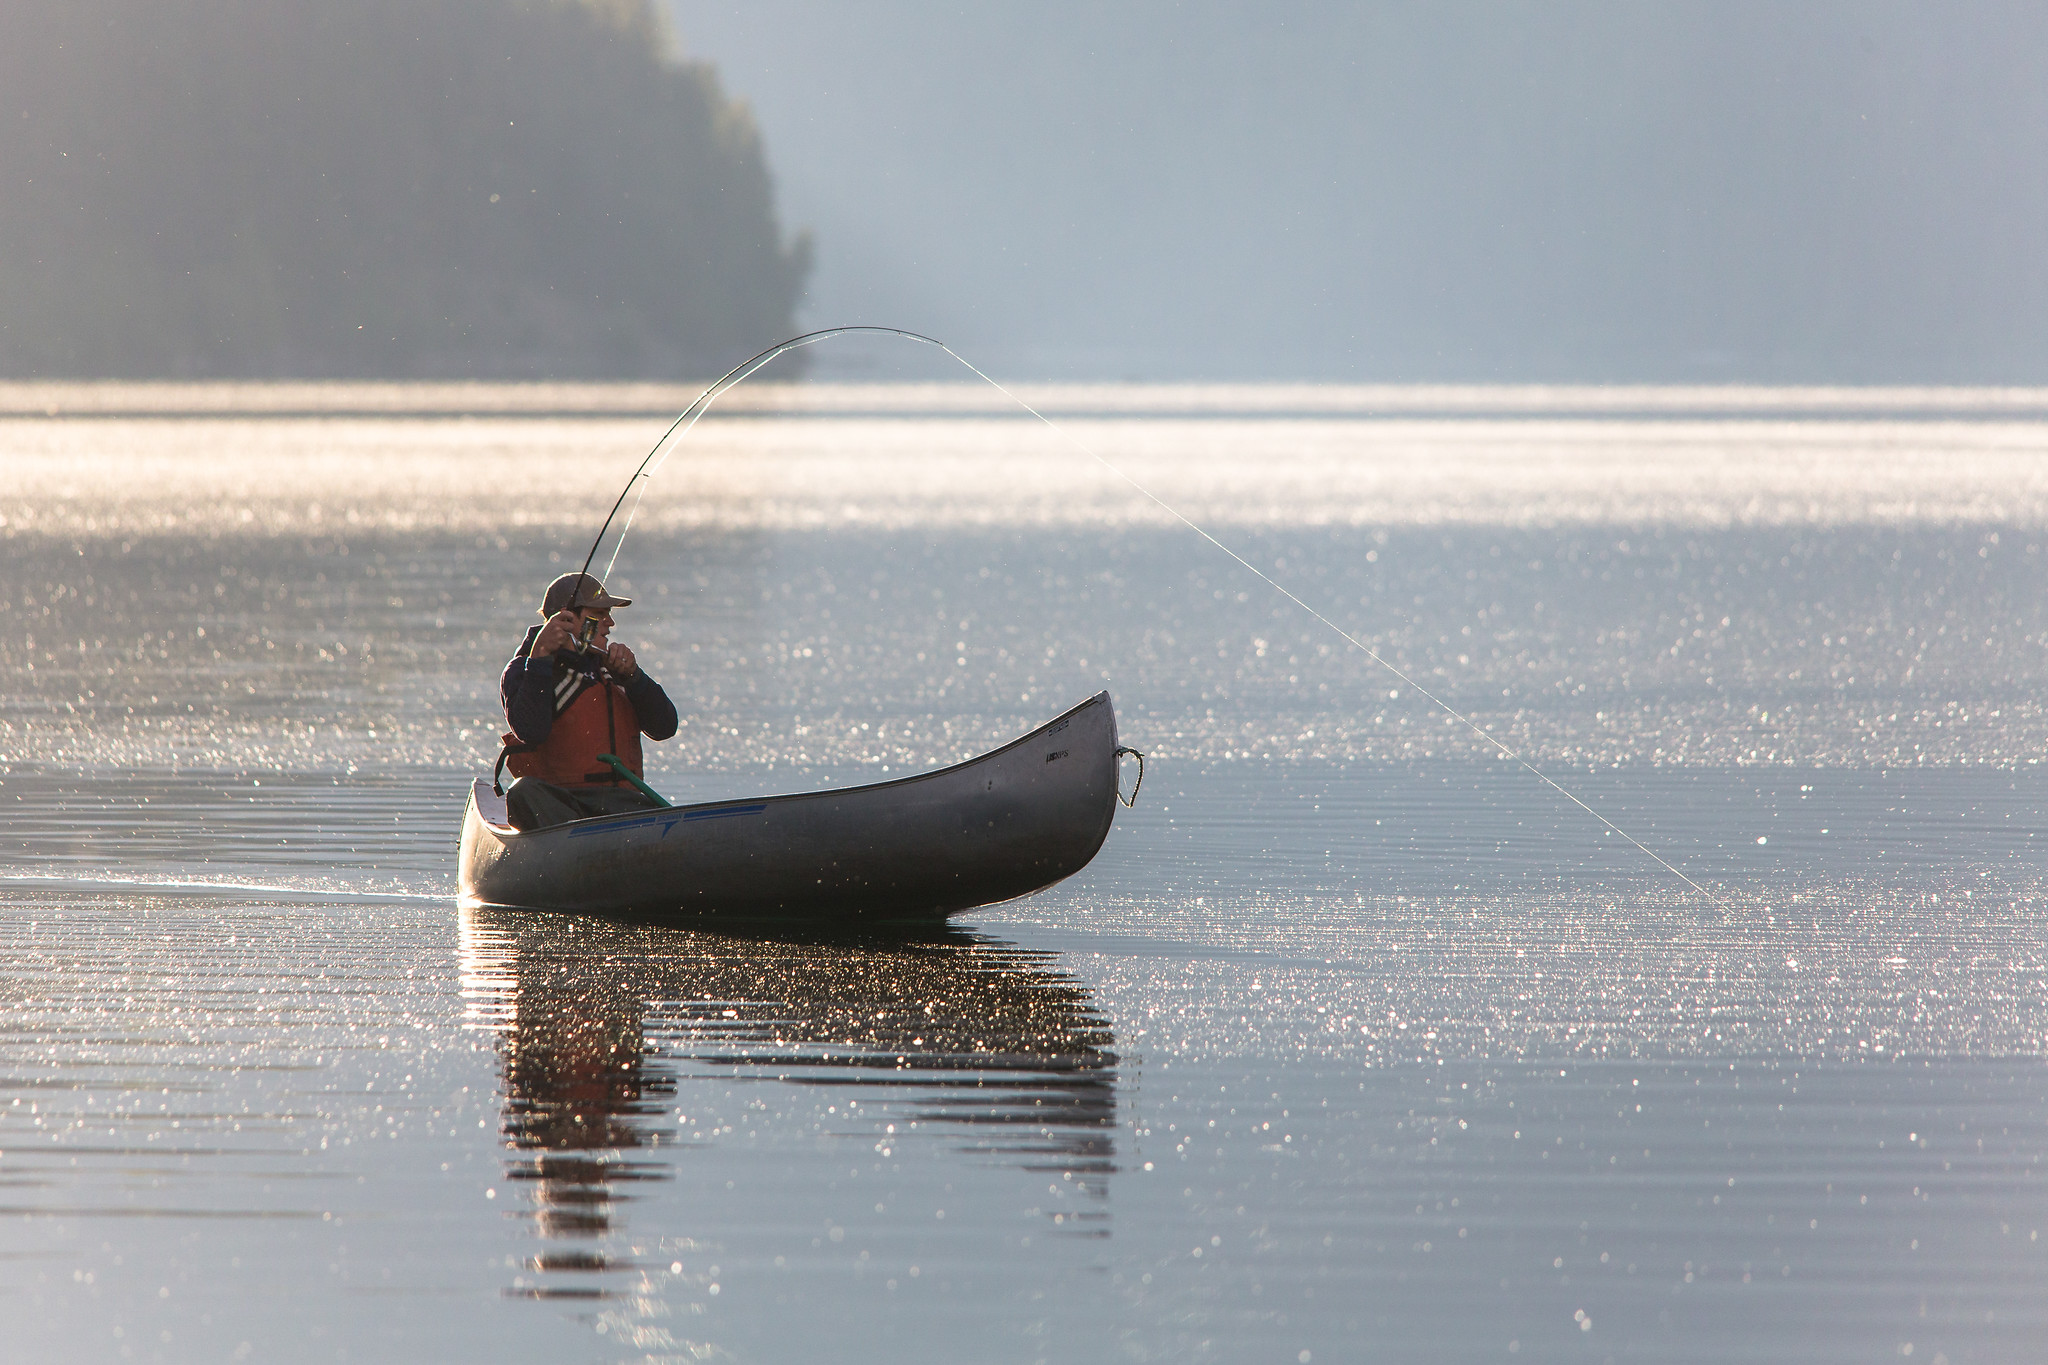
{"left": 0, "top": 0, "right": 811, "bottom": 378}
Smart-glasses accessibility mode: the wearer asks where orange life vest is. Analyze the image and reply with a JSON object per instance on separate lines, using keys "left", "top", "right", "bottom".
{"left": 501, "top": 677, "right": 643, "bottom": 788}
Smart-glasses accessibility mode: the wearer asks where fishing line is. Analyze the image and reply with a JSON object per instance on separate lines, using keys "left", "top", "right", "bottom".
{"left": 937, "top": 352, "right": 1729, "bottom": 910}
{"left": 587, "top": 327, "right": 1727, "bottom": 909}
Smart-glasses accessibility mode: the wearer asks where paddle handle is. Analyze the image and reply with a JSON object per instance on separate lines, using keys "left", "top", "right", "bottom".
{"left": 595, "top": 753, "right": 672, "bottom": 808}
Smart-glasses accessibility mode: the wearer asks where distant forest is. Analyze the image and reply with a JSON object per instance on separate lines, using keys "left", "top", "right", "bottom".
{"left": 0, "top": 0, "right": 812, "bottom": 378}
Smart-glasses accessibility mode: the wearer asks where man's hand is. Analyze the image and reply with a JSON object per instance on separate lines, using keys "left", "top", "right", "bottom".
{"left": 534, "top": 610, "right": 580, "bottom": 656}
{"left": 606, "top": 642, "right": 637, "bottom": 677}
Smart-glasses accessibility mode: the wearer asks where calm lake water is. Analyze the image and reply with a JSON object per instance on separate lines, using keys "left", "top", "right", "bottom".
{"left": 5, "top": 382, "right": 2048, "bottom": 1362}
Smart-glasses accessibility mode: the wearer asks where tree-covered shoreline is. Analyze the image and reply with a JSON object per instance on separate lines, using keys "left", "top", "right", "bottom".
{"left": 0, "top": 0, "right": 811, "bottom": 378}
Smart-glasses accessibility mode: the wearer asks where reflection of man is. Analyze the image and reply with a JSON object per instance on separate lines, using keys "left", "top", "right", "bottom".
{"left": 460, "top": 904, "right": 1120, "bottom": 1296}
{"left": 498, "top": 572, "right": 678, "bottom": 830}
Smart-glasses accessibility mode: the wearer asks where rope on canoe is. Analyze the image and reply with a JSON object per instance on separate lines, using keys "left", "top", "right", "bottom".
{"left": 1114, "top": 746, "right": 1145, "bottom": 808}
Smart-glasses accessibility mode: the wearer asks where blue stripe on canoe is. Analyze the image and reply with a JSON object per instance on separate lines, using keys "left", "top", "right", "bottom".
{"left": 683, "top": 803, "right": 767, "bottom": 821}
{"left": 565, "top": 803, "right": 768, "bottom": 839}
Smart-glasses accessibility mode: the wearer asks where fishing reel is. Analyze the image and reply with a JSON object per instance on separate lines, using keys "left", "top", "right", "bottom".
{"left": 544, "top": 607, "right": 607, "bottom": 660}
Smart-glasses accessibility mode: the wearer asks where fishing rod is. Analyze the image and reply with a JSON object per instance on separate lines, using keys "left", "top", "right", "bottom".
{"left": 577, "top": 326, "right": 1727, "bottom": 910}
{"left": 575, "top": 325, "right": 946, "bottom": 592}
{"left": 564, "top": 328, "right": 942, "bottom": 658}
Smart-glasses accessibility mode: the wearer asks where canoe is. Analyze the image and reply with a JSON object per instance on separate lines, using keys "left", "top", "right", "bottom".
{"left": 458, "top": 691, "right": 1125, "bottom": 922}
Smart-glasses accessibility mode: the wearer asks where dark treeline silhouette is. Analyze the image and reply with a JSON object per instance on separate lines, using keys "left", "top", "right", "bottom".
{"left": 0, "top": 0, "right": 811, "bottom": 377}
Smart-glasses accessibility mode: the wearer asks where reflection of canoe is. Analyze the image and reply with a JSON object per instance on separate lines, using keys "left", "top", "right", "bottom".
{"left": 457, "top": 906, "right": 1120, "bottom": 1285}
{"left": 459, "top": 691, "right": 1122, "bottom": 922}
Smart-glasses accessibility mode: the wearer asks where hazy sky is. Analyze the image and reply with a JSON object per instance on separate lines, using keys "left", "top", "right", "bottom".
{"left": 669, "top": 2, "right": 2048, "bottom": 382}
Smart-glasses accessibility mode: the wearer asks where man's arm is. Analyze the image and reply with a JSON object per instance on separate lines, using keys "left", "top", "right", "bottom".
{"left": 620, "top": 669, "right": 678, "bottom": 741}
{"left": 502, "top": 653, "right": 558, "bottom": 744}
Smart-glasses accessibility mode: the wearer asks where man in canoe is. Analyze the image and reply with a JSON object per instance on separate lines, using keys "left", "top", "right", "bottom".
{"left": 497, "top": 572, "right": 679, "bottom": 830}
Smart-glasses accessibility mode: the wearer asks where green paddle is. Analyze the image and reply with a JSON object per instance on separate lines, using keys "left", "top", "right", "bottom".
{"left": 595, "top": 753, "right": 671, "bottom": 808}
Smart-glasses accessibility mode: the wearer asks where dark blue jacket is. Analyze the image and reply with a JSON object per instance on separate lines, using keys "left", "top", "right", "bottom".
{"left": 501, "top": 624, "right": 679, "bottom": 746}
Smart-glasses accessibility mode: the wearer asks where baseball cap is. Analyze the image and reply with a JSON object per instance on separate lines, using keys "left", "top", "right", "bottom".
{"left": 539, "top": 572, "right": 633, "bottom": 616}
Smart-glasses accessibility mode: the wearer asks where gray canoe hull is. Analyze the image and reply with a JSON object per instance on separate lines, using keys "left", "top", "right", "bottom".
{"left": 458, "top": 691, "right": 1122, "bottom": 922}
